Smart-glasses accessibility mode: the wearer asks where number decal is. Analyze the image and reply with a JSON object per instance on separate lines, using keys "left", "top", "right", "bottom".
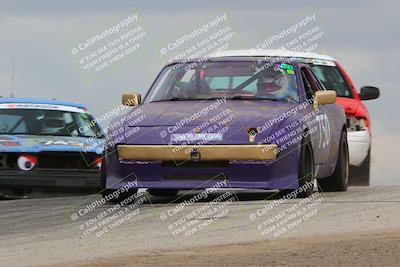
{"left": 316, "top": 114, "right": 331, "bottom": 149}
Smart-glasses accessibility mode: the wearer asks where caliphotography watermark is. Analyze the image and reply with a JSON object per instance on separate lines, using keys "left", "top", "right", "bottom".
{"left": 160, "top": 14, "right": 228, "bottom": 56}
{"left": 254, "top": 98, "right": 325, "bottom": 162}
{"left": 249, "top": 182, "right": 325, "bottom": 238}
{"left": 255, "top": 13, "right": 317, "bottom": 49}
{"left": 252, "top": 13, "right": 325, "bottom": 66}
{"left": 70, "top": 180, "right": 147, "bottom": 238}
{"left": 159, "top": 14, "right": 235, "bottom": 71}
{"left": 66, "top": 98, "right": 146, "bottom": 166}
{"left": 70, "top": 13, "right": 146, "bottom": 73}
{"left": 159, "top": 179, "right": 236, "bottom": 238}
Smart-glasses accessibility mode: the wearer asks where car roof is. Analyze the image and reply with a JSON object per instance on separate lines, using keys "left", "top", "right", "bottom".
{"left": 0, "top": 98, "right": 86, "bottom": 109}
{"left": 210, "top": 49, "right": 336, "bottom": 61}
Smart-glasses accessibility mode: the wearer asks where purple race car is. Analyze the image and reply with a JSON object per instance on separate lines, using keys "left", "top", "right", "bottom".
{"left": 102, "top": 54, "right": 348, "bottom": 201}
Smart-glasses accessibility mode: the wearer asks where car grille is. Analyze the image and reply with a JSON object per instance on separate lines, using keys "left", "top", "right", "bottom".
{"left": 162, "top": 173, "right": 228, "bottom": 180}
{"left": 0, "top": 152, "right": 99, "bottom": 170}
{"left": 161, "top": 166, "right": 228, "bottom": 180}
{"left": 37, "top": 152, "right": 99, "bottom": 169}
{"left": 161, "top": 161, "right": 229, "bottom": 168}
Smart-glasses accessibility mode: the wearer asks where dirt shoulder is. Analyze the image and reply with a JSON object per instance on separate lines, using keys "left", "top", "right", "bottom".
{"left": 55, "top": 230, "right": 400, "bottom": 267}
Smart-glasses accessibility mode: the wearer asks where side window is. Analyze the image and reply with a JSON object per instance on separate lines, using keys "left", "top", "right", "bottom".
{"left": 310, "top": 65, "right": 353, "bottom": 97}
{"left": 301, "top": 68, "right": 314, "bottom": 100}
{"left": 308, "top": 69, "right": 325, "bottom": 91}
{"left": 0, "top": 114, "right": 27, "bottom": 133}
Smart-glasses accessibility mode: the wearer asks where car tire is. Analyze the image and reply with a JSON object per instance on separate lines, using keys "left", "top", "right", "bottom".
{"left": 318, "top": 130, "right": 349, "bottom": 192}
{"left": 281, "top": 135, "right": 315, "bottom": 198}
{"left": 148, "top": 189, "right": 179, "bottom": 197}
{"left": 100, "top": 158, "right": 107, "bottom": 189}
{"left": 348, "top": 149, "right": 370, "bottom": 186}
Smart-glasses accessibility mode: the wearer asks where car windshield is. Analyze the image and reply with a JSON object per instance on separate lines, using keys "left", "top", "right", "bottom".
{"left": 310, "top": 64, "right": 353, "bottom": 98}
{"left": 0, "top": 108, "right": 101, "bottom": 137}
{"left": 147, "top": 61, "right": 299, "bottom": 103}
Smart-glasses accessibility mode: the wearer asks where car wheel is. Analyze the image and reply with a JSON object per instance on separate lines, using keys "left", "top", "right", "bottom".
{"left": 318, "top": 131, "right": 349, "bottom": 192}
{"left": 281, "top": 135, "right": 315, "bottom": 198}
{"left": 348, "top": 149, "right": 370, "bottom": 186}
{"left": 148, "top": 189, "right": 178, "bottom": 197}
{"left": 100, "top": 158, "right": 107, "bottom": 189}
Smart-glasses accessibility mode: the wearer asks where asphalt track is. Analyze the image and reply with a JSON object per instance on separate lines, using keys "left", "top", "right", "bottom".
{"left": 0, "top": 186, "right": 399, "bottom": 266}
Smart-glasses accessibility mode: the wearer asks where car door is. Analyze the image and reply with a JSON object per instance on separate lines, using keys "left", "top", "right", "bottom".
{"left": 309, "top": 67, "right": 345, "bottom": 163}
{"left": 300, "top": 67, "right": 332, "bottom": 164}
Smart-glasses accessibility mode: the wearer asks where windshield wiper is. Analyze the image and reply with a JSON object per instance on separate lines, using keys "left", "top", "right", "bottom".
{"left": 151, "top": 96, "right": 280, "bottom": 102}
{"left": 225, "top": 95, "right": 278, "bottom": 101}
{"left": 150, "top": 97, "right": 197, "bottom": 103}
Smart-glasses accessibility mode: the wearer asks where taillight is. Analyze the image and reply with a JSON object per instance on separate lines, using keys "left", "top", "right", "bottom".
{"left": 17, "top": 155, "right": 38, "bottom": 171}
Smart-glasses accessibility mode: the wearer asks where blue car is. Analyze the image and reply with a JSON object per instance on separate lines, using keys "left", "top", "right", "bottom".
{"left": 0, "top": 98, "right": 104, "bottom": 197}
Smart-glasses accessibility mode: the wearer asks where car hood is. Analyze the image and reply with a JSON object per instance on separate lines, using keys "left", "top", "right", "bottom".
{"left": 0, "top": 134, "right": 103, "bottom": 154}
{"left": 127, "top": 100, "right": 295, "bottom": 127}
{"left": 122, "top": 100, "right": 299, "bottom": 145}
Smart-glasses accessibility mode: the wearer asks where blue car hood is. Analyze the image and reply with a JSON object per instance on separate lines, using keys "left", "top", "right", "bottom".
{"left": 0, "top": 135, "right": 103, "bottom": 154}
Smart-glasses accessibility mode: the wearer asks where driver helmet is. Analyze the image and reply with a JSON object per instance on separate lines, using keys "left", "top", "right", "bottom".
{"left": 257, "top": 67, "right": 286, "bottom": 94}
{"left": 42, "top": 112, "right": 65, "bottom": 134}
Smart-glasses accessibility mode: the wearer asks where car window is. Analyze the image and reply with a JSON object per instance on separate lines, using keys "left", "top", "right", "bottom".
{"left": 310, "top": 65, "right": 353, "bottom": 98}
{"left": 180, "top": 69, "right": 195, "bottom": 82}
{"left": 207, "top": 76, "right": 229, "bottom": 89}
{"left": 0, "top": 114, "right": 27, "bottom": 133}
{"left": 301, "top": 67, "right": 315, "bottom": 100}
{"left": 147, "top": 61, "right": 299, "bottom": 102}
{"left": 308, "top": 68, "right": 326, "bottom": 91}
{"left": 206, "top": 76, "right": 258, "bottom": 93}
{"left": 0, "top": 109, "right": 101, "bottom": 137}
{"left": 232, "top": 76, "right": 258, "bottom": 93}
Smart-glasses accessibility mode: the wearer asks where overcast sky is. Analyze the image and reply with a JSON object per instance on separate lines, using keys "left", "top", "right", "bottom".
{"left": 0, "top": 0, "right": 398, "bottom": 184}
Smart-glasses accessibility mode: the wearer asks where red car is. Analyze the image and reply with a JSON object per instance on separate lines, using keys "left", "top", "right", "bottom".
{"left": 304, "top": 54, "right": 380, "bottom": 186}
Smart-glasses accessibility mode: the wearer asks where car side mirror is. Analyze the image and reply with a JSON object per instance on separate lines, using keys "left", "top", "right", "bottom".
{"left": 359, "top": 86, "right": 380, "bottom": 100}
{"left": 122, "top": 93, "right": 141, "bottom": 106}
{"left": 313, "top": 90, "right": 336, "bottom": 110}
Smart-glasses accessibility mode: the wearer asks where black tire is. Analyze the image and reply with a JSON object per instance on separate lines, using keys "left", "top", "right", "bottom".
{"left": 148, "top": 189, "right": 179, "bottom": 197}
{"left": 281, "top": 135, "right": 315, "bottom": 198}
{"left": 100, "top": 158, "right": 107, "bottom": 189}
{"left": 318, "top": 131, "right": 349, "bottom": 192}
{"left": 348, "top": 149, "right": 370, "bottom": 186}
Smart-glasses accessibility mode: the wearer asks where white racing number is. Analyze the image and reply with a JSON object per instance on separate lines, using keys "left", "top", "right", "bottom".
{"left": 316, "top": 113, "right": 330, "bottom": 149}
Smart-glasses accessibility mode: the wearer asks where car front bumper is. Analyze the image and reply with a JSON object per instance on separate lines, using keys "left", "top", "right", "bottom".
{"left": 347, "top": 130, "right": 370, "bottom": 166}
{"left": 117, "top": 144, "right": 279, "bottom": 161}
{"left": 105, "top": 143, "right": 300, "bottom": 191}
{"left": 0, "top": 169, "right": 101, "bottom": 190}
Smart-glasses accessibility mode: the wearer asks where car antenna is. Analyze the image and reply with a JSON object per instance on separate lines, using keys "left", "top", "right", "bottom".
{"left": 10, "top": 56, "right": 15, "bottom": 98}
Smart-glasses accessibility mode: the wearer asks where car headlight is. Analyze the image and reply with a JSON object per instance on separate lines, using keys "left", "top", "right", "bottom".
{"left": 347, "top": 116, "right": 367, "bottom": 131}
{"left": 17, "top": 155, "right": 38, "bottom": 171}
